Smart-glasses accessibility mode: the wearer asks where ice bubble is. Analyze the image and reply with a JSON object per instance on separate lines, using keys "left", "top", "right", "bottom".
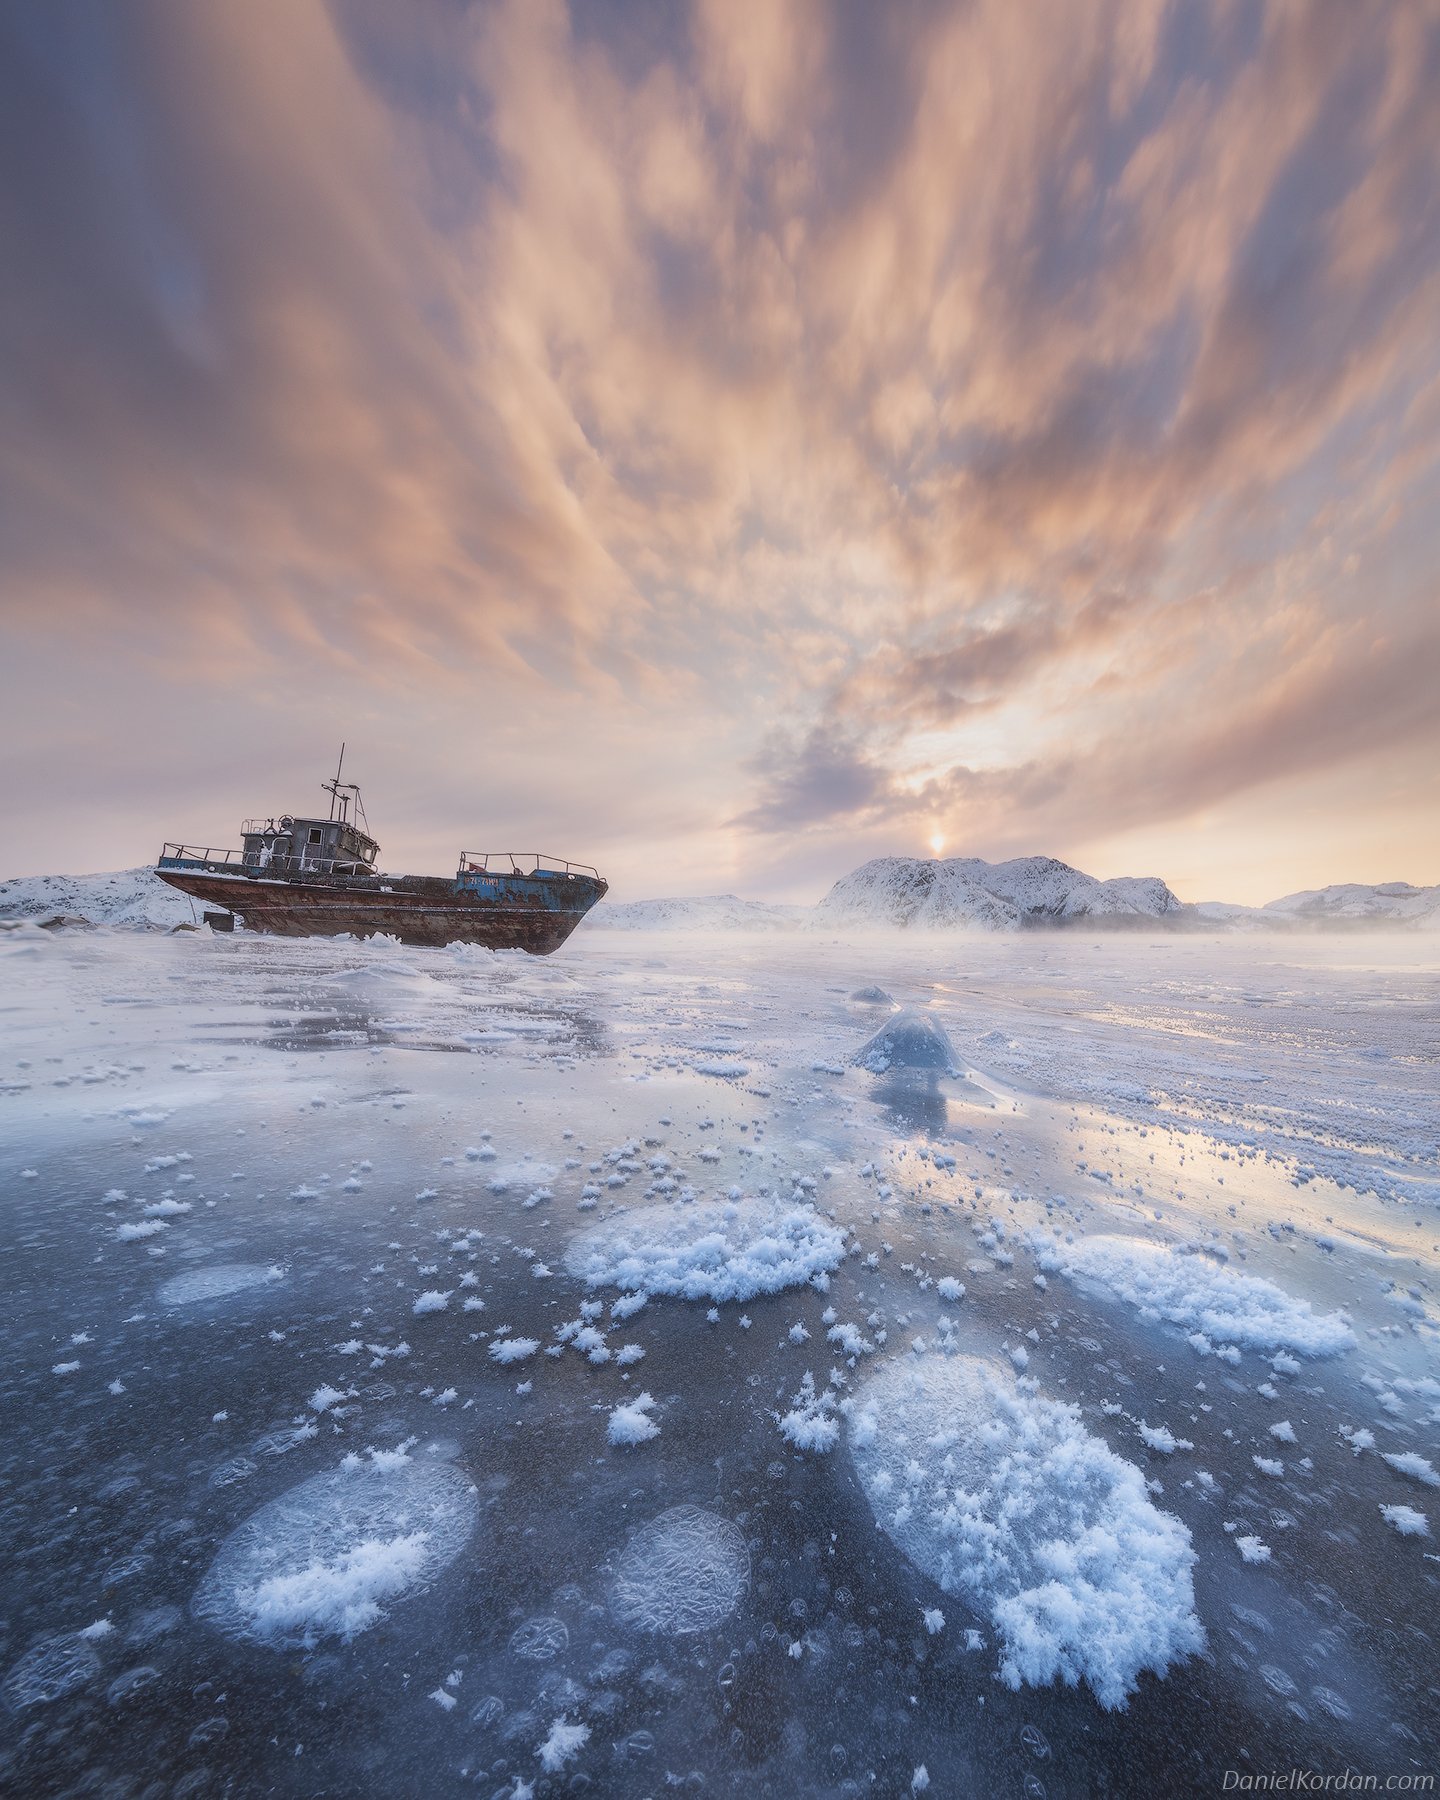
{"left": 1311, "top": 1685, "right": 1353, "bottom": 1720}
{"left": 3, "top": 1634, "right": 100, "bottom": 1709}
{"left": 126, "top": 1606, "right": 182, "bottom": 1646}
{"left": 192, "top": 1460, "right": 478, "bottom": 1649}
{"left": 848, "top": 1354, "right": 1203, "bottom": 1710}
{"left": 611, "top": 1504, "right": 750, "bottom": 1635}
{"left": 159, "top": 1264, "right": 284, "bottom": 1306}
{"left": 566, "top": 1199, "right": 845, "bottom": 1304}
{"left": 509, "top": 1616, "right": 569, "bottom": 1661}
{"left": 852, "top": 1007, "right": 957, "bottom": 1075}
{"left": 107, "top": 1664, "right": 161, "bottom": 1704}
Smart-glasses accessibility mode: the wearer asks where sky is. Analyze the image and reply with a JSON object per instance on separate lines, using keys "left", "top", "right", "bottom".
{"left": 2, "top": 0, "right": 1437, "bottom": 905}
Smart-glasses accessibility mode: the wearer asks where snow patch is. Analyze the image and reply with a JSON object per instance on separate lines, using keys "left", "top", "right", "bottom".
{"left": 1031, "top": 1235, "right": 1354, "bottom": 1357}
{"left": 848, "top": 1354, "right": 1203, "bottom": 1709}
{"left": 1380, "top": 1451, "right": 1439, "bottom": 1488}
{"left": 565, "top": 1199, "right": 845, "bottom": 1304}
{"left": 192, "top": 1461, "right": 478, "bottom": 1648}
{"left": 607, "top": 1392, "right": 660, "bottom": 1446}
{"left": 778, "top": 1372, "right": 840, "bottom": 1452}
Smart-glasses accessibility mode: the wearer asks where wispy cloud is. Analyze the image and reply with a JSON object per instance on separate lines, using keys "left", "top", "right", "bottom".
{"left": 1, "top": 0, "right": 1435, "bottom": 899}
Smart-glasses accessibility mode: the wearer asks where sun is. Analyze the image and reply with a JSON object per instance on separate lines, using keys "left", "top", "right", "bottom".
{"left": 929, "top": 831, "right": 945, "bottom": 856}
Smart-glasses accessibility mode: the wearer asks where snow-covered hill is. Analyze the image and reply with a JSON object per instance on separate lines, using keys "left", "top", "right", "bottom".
{"left": 816, "top": 856, "right": 1183, "bottom": 931}
{"left": 1262, "top": 881, "right": 1440, "bottom": 926}
{"left": 1192, "top": 882, "right": 1440, "bottom": 930}
{"left": 0, "top": 865, "right": 192, "bottom": 929}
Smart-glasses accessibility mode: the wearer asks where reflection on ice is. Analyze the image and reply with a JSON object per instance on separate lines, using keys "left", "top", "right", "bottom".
{"left": 870, "top": 1072, "right": 952, "bottom": 1137}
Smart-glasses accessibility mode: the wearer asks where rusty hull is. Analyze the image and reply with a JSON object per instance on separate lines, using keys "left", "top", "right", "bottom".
{"left": 154, "top": 868, "right": 606, "bottom": 953}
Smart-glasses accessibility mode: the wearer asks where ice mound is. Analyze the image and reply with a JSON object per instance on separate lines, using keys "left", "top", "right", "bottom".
{"left": 193, "top": 1460, "right": 478, "bottom": 1648}
{"left": 3, "top": 1634, "right": 100, "bottom": 1709}
{"left": 159, "top": 1264, "right": 285, "bottom": 1306}
{"left": 611, "top": 1504, "right": 750, "bottom": 1634}
{"left": 1031, "top": 1235, "right": 1354, "bottom": 1356}
{"left": 326, "top": 960, "right": 429, "bottom": 988}
{"left": 565, "top": 1199, "right": 846, "bottom": 1303}
{"left": 852, "top": 1006, "right": 957, "bottom": 1075}
{"left": 848, "top": 1355, "right": 1203, "bottom": 1709}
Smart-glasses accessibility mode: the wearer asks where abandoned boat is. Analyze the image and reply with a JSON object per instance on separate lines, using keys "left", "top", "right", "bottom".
{"left": 154, "top": 757, "right": 607, "bottom": 952}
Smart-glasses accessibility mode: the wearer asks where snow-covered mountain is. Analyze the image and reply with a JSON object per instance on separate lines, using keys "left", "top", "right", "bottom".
{"left": 1192, "top": 882, "right": 1440, "bottom": 929}
{"left": 1262, "top": 881, "right": 1440, "bottom": 926}
{"left": 816, "top": 856, "right": 1183, "bottom": 931}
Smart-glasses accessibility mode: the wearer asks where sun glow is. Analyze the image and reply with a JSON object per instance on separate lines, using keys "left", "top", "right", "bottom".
{"left": 929, "top": 831, "right": 945, "bottom": 856}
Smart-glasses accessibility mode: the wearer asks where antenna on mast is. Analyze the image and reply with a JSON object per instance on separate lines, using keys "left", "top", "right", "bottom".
{"left": 324, "top": 743, "right": 348, "bottom": 823}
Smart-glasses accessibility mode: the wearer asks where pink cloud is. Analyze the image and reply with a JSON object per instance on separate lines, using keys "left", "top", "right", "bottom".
{"left": 0, "top": 0, "right": 1435, "bottom": 893}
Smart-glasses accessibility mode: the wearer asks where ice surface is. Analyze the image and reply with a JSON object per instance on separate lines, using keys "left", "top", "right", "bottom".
{"left": 1032, "top": 1235, "right": 1355, "bottom": 1356}
{"left": 3, "top": 920, "right": 1436, "bottom": 1793}
{"left": 565, "top": 1198, "right": 846, "bottom": 1302}
{"left": 611, "top": 1505, "right": 751, "bottom": 1634}
{"left": 849, "top": 1354, "right": 1203, "bottom": 1709}
{"left": 192, "top": 1460, "right": 478, "bottom": 1648}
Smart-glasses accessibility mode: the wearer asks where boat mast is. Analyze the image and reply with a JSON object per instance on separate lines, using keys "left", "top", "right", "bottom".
{"left": 324, "top": 744, "right": 349, "bottom": 824}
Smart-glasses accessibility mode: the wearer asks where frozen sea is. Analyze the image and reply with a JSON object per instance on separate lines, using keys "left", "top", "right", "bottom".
{"left": 1, "top": 920, "right": 1437, "bottom": 1798}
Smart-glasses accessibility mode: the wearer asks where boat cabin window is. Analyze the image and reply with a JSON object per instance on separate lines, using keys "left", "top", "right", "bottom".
{"left": 309, "top": 828, "right": 323, "bottom": 845}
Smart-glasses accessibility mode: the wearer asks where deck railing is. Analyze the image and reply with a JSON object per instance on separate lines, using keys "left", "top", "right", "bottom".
{"left": 159, "top": 845, "right": 602, "bottom": 886}
{"left": 458, "top": 852, "right": 600, "bottom": 880}
{"left": 159, "top": 843, "right": 246, "bottom": 867}
{"left": 158, "top": 845, "right": 372, "bottom": 882}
